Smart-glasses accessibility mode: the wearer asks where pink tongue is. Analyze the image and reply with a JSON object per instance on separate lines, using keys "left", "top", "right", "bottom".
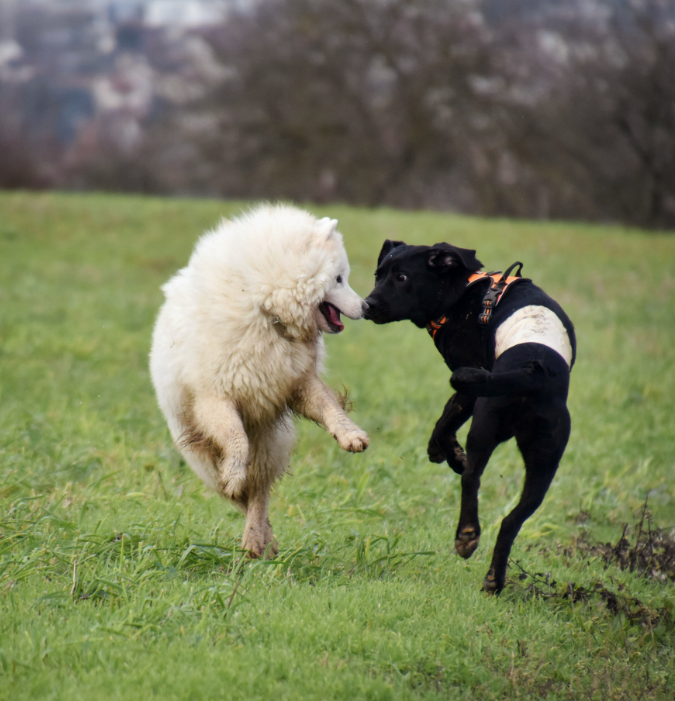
{"left": 326, "top": 303, "right": 344, "bottom": 331}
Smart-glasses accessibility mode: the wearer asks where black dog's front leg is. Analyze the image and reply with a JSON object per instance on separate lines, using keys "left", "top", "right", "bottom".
{"left": 427, "top": 393, "right": 476, "bottom": 474}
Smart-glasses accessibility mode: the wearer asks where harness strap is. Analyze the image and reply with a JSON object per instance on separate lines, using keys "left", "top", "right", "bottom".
{"left": 425, "top": 261, "right": 528, "bottom": 338}
{"left": 427, "top": 315, "right": 448, "bottom": 340}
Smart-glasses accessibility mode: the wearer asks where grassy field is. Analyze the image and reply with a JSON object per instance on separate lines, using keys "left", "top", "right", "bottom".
{"left": 1, "top": 191, "right": 674, "bottom": 700}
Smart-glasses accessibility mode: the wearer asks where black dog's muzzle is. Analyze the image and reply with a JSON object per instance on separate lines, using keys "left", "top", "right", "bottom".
{"left": 363, "top": 296, "right": 390, "bottom": 324}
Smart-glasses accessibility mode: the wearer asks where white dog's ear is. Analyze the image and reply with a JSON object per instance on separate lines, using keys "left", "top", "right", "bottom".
{"left": 317, "top": 217, "right": 338, "bottom": 240}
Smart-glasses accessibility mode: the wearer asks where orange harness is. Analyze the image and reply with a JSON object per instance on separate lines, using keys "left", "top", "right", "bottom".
{"left": 426, "top": 262, "right": 528, "bottom": 340}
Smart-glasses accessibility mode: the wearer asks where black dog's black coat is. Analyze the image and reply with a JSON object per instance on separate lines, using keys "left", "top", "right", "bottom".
{"left": 364, "top": 240, "right": 576, "bottom": 593}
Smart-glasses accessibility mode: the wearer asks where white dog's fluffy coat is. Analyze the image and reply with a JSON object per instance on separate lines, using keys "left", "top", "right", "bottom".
{"left": 150, "top": 204, "right": 369, "bottom": 556}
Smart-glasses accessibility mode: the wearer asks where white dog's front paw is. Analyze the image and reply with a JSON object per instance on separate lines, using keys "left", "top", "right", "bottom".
{"left": 335, "top": 427, "right": 370, "bottom": 453}
{"left": 219, "top": 459, "right": 247, "bottom": 499}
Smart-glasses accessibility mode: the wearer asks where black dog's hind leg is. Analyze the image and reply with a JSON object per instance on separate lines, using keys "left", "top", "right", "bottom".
{"left": 482, "top": 405, "right": 571, "bottom": 594}
{"left": 427, "top": 393, "right": 476, "bottom": 474}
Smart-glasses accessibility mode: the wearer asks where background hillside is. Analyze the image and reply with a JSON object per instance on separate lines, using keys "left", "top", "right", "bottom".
{"left": 1, "top": 0, "right": 674, "bottom": 228}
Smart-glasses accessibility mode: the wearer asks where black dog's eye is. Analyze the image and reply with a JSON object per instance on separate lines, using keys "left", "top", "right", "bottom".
{"left": 396, "top": 273, "right": 408, "bottom": 283}
{"left": 336, "top": 275, "right": 343, "bottom": 284}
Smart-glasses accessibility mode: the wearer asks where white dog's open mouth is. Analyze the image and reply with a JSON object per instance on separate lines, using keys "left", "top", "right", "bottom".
{"left": 319, "top": 302, "right": 344, "bottom": 333}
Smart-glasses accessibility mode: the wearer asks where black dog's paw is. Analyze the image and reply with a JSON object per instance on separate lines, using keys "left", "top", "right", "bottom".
{"left": 481, "top": 568, "right": 505, "bottom": 596}
{"left": 450, "top": 367, "right": 490, "bottom": 392}
{"left": 427, "top": 433, "right": 467, "bottom": 474}
{"left": 455, "top": 526, "right": 481, "bottom": 559}
{"left": 427, "top": 435, "right": 446, "bottom": 464}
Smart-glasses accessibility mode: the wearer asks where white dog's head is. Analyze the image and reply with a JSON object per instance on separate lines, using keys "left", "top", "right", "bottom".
{"left": 312, "top": 217, "right": 367, "bottom": 334}
{"left": 237, "top": 207, "right": 367, "bottom": 338}
{"left": 189, "top": 205, "right": 366, "bottom": 340}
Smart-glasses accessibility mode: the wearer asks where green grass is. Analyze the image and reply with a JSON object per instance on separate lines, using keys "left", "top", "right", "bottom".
{"left": 1, "top": 191, "right": 674, "bottom": 700}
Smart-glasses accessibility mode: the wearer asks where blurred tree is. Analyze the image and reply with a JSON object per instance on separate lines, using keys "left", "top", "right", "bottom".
{"left": 499, "top": 0, "right": 675, "bottom": 228}
{"left": 193, "top": 0, "right": 675, "bottom": 227}
{"left": 197, "top": 0, "right": 500, "bottom": 211}
{"left": 0, "top": 85, "right": 57, "bottom": 189}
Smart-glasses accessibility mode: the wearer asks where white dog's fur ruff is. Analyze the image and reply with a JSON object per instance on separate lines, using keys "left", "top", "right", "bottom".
{"left": 150, "top": 204, "right": 369, "bottom": 557}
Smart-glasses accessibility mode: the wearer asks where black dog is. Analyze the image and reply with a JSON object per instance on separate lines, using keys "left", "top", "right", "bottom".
{"left": 364, "top": 240, "right": 576, "bottom": 593}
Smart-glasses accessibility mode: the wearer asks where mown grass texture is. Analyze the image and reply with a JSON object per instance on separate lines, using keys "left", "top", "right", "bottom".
{"left": 1, "top": 191, "right": 674, "bottom": 700}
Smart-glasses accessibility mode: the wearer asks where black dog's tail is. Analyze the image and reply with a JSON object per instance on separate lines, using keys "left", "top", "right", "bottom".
{"left": 450, "top": 362, "right": 561, "bottom": 397}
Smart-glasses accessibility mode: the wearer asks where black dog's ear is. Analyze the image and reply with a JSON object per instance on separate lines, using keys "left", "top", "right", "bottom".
{"left": 427, "top": 244, "right": 483, "bottom": 272}
{"left": 377, "top": 239, "right": 406, "bottom": 267}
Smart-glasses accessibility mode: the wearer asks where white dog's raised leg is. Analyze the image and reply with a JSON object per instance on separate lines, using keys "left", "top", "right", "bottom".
{"left": 191, "top": 395, "right": 249, "bottom": 499}
{"left": 291, "top": 376, "right": 369, "bottom": 452}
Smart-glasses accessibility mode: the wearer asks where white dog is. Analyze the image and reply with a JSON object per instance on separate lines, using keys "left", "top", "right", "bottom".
{"left": 150, "top": 204, "right": 369, "bottom": 557}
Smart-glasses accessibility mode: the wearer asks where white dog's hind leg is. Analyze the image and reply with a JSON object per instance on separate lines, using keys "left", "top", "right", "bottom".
{"left": 291, "top": 376, "right": 369, "bottom": 452}
{"left": 242, "top": 416, "right": 294, "bottom": 558}
{"left": 190, "top": 395, "right": 250, "bottom": 499}
{"left": 242, "top": 489, "right": 275, "bottom": 559}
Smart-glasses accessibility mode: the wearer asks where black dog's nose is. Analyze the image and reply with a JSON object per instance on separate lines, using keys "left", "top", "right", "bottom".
{"left": 361, "top": 300, "right": 370, "bottom": 314}
{"left": 363, "top": 298, "right": 375, "bottom": 319}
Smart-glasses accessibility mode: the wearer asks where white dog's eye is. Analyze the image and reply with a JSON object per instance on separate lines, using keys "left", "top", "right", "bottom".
{"left": 336, "top": 275, "right": 343, "bottom": 284}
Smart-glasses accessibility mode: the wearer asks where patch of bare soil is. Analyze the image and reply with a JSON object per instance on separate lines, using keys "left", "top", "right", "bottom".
{"left": 509, "top": 502, "right": 675, "bottom": 629}
{"left": 510, "top": 561, "right": 672, "bottom": 629}
{"left": 574, "top": 507, "right": 675, "bottom": 584}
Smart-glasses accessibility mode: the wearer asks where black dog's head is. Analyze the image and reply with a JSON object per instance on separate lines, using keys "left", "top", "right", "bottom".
{"left": 364, "top": 240, "right": 483, "bottom": 328}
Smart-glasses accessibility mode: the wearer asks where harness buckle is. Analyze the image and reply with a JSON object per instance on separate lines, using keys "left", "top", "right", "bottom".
{"left": 476, "top": 261, "right": 526, "bottom": 326}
